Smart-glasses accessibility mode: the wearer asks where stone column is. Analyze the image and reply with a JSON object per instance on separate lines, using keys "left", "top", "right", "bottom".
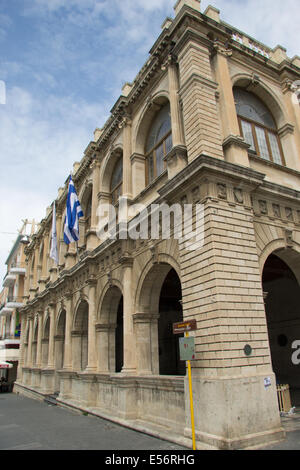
{"left": 121, "top": 257, "right": 136, "bottom": 374}
{"left": 10, "top": 312, "right": 16, "bottom": 338}
{"left": 63, "top": 294, "right": 73, "bottom": 370}
{"left": 133, "top": 313, "right": 153, "bottom": 375}
{"left": 36, "top": 310, "right": 44, "bottom": 368}
{"left": 26, "top": 315, "right": 33, "bottom": 368}
{"left": 279, "top": 79, "right": 300, "bottom": 171}
{"left": 120, "top": 116, "right": 132, "bottom": 200}
{"left": 85, "top": 279, "right": 97, "bottom": 372}
{"left": 86, "top": 160, "right": 101, "bottom": 250}
{"left": 163, "top": 54, "right": 187, "bottom": 179}
{"left": 95, "top": 324, "right": 111, "bottom": 373}
{"left": 167, "top": 56, "right": 185, "bottom": 147}
{"left": 47, "top": 303, "right": 56, "bottom": 369}
{"left": 17, "top": 315, "right": 27, "bottom": 382}
{"left": 212, "top": 40, "right": 250, "bottom": 166}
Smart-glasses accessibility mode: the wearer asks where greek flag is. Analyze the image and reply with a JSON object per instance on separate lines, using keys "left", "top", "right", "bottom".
{"left": 50, "top": 201, "right": 59, "bottom": 264}
{"left": 63, "top": 175, "right": 83, "bottom": 244}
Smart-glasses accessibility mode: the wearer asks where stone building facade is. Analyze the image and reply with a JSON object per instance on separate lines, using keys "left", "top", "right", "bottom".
{"left": 0, "top": 221, "right": 36, "bottom": 380}
{"left": 15, "top": 0, "right": 300, "bottom": 450}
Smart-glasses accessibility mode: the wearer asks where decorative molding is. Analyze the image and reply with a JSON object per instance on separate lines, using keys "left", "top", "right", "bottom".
{"left": 213, "top": 40, "right": 232, "bottom": 57}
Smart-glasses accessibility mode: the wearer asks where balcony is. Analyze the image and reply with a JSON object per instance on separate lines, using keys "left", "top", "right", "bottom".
{"left": 0, "top": 303, "right": 13, "bottom": 316}
{"left": 6, "top": 296, "right": 25, "bottom": 309}
{"left": 0, "top": 296, "right": 24, "bottom": 317}
{"left": 9, "top": 262, "right": 26, "bottom": 276}
{"left": 2, "top": 273, "right": 16, "bottom": 288}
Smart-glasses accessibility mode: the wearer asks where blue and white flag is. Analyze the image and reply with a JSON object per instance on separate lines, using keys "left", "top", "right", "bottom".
{"left": 63, "top": 175, "right": 84, "bottom": 245}
{"left": 50, "top": 200, "right": 59, "bottom": 264}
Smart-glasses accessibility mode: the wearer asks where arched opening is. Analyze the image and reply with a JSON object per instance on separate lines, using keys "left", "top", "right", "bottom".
{"left": 158, "top": 268, "right": 185, "bottom": 376}
{"left": 97, "top": 285, "right": 123, "bottom": 373}
{"left": 263, "top": 253, "right": 300, "bottom": 405}
{"left": 32, "top": 321, "right": 38, "bottom": 366}
{"left": 55, "top": 310, "right": 66, "bottom": 368}
{"left": 42, "top": 316, "right": 50, "bottom": 367}
{"left": 54, "top": 309, "right": 66, "bottom": 392}
{"left": 72, "top": 300, "right": 89, "bottom": 371}
{"left": 115, "top": 297, "right": 123, "bottom": 373}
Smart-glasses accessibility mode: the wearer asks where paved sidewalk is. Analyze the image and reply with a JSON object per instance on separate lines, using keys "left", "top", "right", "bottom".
{"left": 0, "top": 392, "right": 186, "bottom": 450}
{"left": 261, "top": 411, "right": 300, "bottom": 450}
{"left": 0, "top": 392, "right": 299, "bottom": 450}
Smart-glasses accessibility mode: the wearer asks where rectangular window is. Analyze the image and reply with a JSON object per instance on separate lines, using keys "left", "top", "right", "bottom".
{"left": 241, "top": 120, "right": 255, "bottom": 151}
{"left": 147, "top": 153, "right": 154, "bottom": 183}
{"left": 255, "top": 126, "right": 270, "bottom": 160}
{"left": 155, "top": 143, "right": 164, "bottom": 177}
{"left": 268, "top": 132, "right": 282, "bottom": 165}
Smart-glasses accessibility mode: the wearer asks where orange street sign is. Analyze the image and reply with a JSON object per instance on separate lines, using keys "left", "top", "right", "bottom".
{"left": 173, "top": 319, "right": 197, "bottom": 335}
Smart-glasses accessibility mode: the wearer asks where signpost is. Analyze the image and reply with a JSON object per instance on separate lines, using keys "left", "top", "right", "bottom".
{"left": 173, "top": 319, "right": 197, "bottom": 450}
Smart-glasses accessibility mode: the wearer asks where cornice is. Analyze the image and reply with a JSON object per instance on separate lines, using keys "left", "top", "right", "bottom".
{"left": 158, "top": 154, "right": 266, "bottom": 201}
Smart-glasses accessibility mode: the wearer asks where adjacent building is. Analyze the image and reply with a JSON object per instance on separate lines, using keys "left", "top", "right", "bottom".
{"left": 0, "top": 220, "right": 36, "bottom": 381}
{"left": 14, "top": 0, "right": 300, "bottom": 450}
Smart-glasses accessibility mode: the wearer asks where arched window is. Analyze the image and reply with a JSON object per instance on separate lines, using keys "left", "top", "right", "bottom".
{"left": 146, "top": 102, "right": 172, "bottom": 184}
{"left": 233, "top": 87, "right": 284, "bottom": 165}
{"left": 85, "top": 193, "right": 92, "bottom": 232}
{"left": 110, "top": 157, "right": 123, "bottom": 205}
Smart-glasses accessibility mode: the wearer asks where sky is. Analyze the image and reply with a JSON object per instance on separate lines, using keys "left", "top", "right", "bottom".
{"left": 0, "top": 0, "right": 299, "bottom": 283}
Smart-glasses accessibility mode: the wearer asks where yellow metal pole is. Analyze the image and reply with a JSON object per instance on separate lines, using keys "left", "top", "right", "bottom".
{"left": 185, "top": 331, "right": 196, "bottom": 450}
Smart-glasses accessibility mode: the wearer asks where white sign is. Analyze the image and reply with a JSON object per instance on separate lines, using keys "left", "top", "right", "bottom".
{"left": 264, "top": 377, "right": 271, "bottom": 389}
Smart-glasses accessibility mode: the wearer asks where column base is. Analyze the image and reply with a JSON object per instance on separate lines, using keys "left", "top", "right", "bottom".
{"left": 185, "top": 371, "right": 285, "bottom": 450}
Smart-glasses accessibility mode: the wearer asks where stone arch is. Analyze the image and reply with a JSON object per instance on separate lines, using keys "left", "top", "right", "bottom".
{"left": 99, "top": 146, "right": 123, "bottom": 194}
{"left": 41, "top": 313, "right": 50, "bottom": 367}
{"left": 32, "top": 317, "right": 39, "bottom": 366}
{"left": 231, "top": 73, "right": 287, "bottom": 129}
{"left": 134, "top": 257, "right": 184, "bottom": 376}
{"left": 43, "top": 312, "right": 50, "bottom": 339}
{"left": 54, "top": 308, "right": 66, "bottom": 388}
{"left": 97, "top": 281, "right": 123, "bottom": 373}
{"left": 73, "top": 299, "right": 89, "bottom": 332}
{"left": 97, "top": 280, "right": 123, "bottom": 324}
{"left": 55, "top": 308, "right": 66, "bottom": 336}
{"left": 259, "top": 239, "right": 300, "bottom": 285}
{"left": 262, "top": 247, "right": 300, "bottom": 405}
{"left": 134, "top": 92, "right": 170, "bottom": 155}
{"left": 135, "top": 253, "right": 181, "bottom": 314}
{"left": 72, "top": 299, "right": 89, "bottom": 371}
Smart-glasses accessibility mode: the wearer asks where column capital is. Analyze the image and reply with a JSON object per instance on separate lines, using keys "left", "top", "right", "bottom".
{"left": 120, "top": 255, "right": 134, "bottom": 268}
{"left": 118, "top": 115, "right": 132, "bottom": 129}
{"left": 213, "top": 40, "right": 232, "bottom": 58}
{"left": 161, "top": 53, "right": 178, "bottom": 71}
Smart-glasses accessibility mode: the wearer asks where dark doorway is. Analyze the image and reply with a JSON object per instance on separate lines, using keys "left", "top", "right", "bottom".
{"left": 263, "top": 253, "right": 300, "bottom": 406}
{"left": 115, "top": 297, "right": 124, "bottom": 373}
{"left": 158, "top": 268, "right": 185, "bottom": 376}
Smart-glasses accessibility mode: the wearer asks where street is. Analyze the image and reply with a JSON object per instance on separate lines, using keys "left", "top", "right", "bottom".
{"left": 0, "top": 392, "right": 186, "bottom": 451}
{"left": 1, "top": 392, "right": 300, "bottom": 452}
